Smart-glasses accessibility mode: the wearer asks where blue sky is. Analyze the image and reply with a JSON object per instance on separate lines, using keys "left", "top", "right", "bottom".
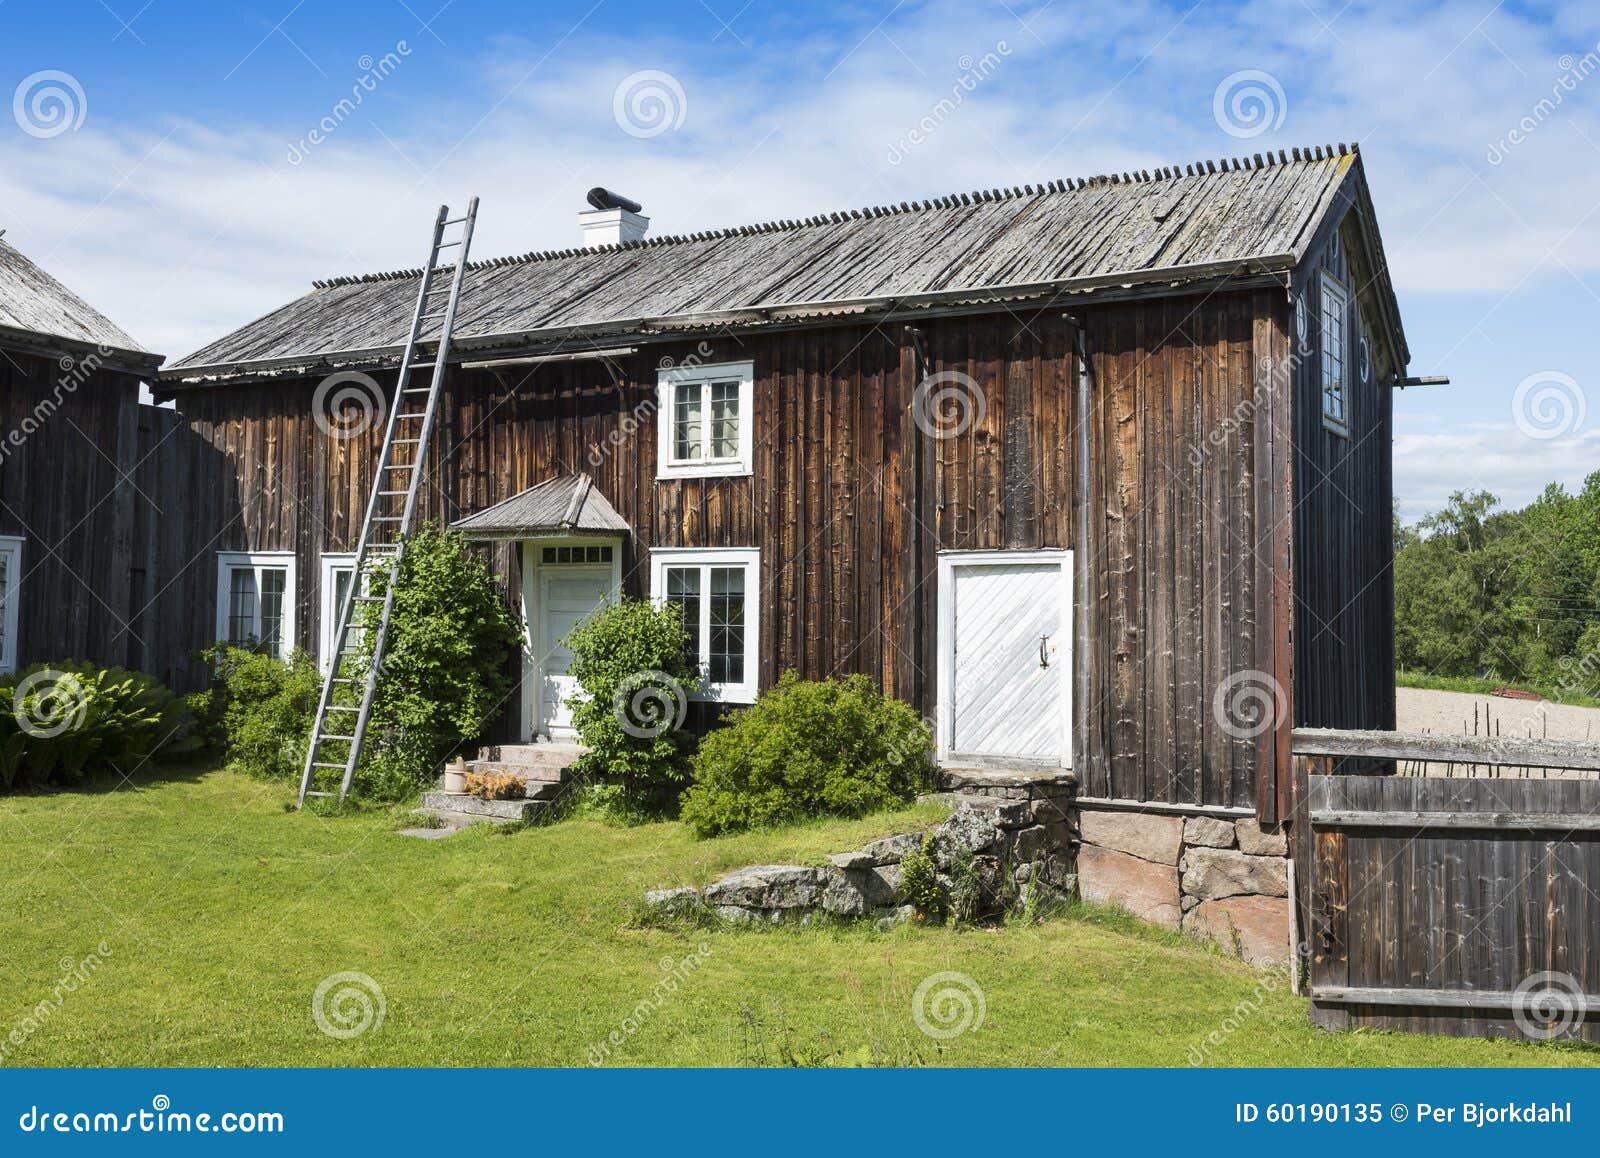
{"left": 3, "top": 0, "right": 1599, "bottom": 519}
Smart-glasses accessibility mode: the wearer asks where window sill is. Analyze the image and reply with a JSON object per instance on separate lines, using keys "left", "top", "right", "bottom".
{"left": 690, "top": 682, "right": 758, "bottom": 704}
{"left": 1321, "top": 417, "right": 1350, "bottom": 438}
{"left": 656, "top": 460, "right": 752, "bottom": 481}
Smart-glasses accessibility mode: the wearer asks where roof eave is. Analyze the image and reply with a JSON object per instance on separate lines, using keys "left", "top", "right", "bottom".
{"left": 157, "top": 254, "right": 1298, "bottom": 388}
{"left": 0, "top": 323, "right": 163, "bottom": 375}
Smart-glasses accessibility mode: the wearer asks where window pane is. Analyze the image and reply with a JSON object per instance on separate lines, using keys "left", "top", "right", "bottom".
{"left": 673, "top": 382, "right": 703, "bottom": 461}
{"left": 1321, "top": 284, "right": 1346, "bottom": 425}
{"left": 228, "top": 568, "right": 258, "bottom": 647}
{"left": 665, "top": 567, "right": 702, "bottom": 669}
{"left": 0, "top": 552, "right": 10, "bottom": 657}
{"left": 259, "top": 568, "right": 287, "bottom": 659}
{"left": 709, "top": 566, "right": 745, "bottom": 684}
{"left": 710, "top": 380, "right": 740, "bottom": 459}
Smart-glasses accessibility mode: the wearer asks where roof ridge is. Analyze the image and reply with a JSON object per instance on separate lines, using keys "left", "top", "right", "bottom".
{"left": 309, "top": 142, "right": 1358, "bottom": 290}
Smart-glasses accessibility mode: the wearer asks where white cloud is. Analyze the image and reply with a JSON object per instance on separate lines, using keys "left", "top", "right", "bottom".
{"left": 1394, "top": 423, "right": 1600, "bottom": 520}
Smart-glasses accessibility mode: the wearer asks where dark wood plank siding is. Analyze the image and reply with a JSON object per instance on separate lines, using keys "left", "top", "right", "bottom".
{"left": 153, "top": 292, "right": 1318, "bottom": 811}
{"left": 1078, "top": 292, "right": 1292, "bottom": 811}
{"left": 0, "top": 346, "right": 143, "bottom": 669}
{"left": 1291, "top": 210, "right": 1396, "bottom": 741}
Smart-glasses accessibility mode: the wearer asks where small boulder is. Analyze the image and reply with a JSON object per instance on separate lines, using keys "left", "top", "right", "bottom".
{"left": 1236, "top": 819, "right": 1288, "bottom": 857}
{"left": 1183, "top": 816, "right": 1236, "bottom": 849}
{"left": 643, "top": 886, "right": 703, "bottom": 919}
{"left": 1078, "top": 810, "right": 1183, "bottom": 865}
{"left": 858, "top": 832, "right": 925, "bottom": 865}
{"left": 1182, "top": 848, "right": 1288, "bottom": 901}
{"left": 703, "top": 865, "right": 821, "bottom": 910}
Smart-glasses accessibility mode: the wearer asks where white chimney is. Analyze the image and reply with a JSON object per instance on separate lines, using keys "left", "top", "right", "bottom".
{"left": 580, "top": 187, "right": 648, "bottom": 246}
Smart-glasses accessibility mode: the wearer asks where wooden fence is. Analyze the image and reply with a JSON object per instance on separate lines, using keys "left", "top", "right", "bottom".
{"left": 1292, "top": 729, "right": 1600, "bottom": 1042}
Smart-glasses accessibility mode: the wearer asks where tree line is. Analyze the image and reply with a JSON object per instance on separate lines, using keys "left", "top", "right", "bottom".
{"left": 1395, "top": 472, "right": 1600, "bottom": 695}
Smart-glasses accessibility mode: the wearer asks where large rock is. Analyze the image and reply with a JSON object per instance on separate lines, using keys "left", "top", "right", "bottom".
{"left": 1078, "top": 810, "right": 1183, "bottom": 865}
{"left": 1076, "top": 845, "right": 1181, "bottom": 929}
{"left": 1183, "top": 816, "right": 1236, "bottom": 849}
{"left": 820, "top": 865, "right": 903, "bottom": 917}
{"left": 933, "top": 806, "right": 1002, "bottom": 866}
{"left": 1236, "top": 819, "right": 1288, "bottom": 857}
{"left": 1183, "top": 895, "right": 1291, "bottom": 965}
{"left": 857, "top": 832, "right": 925, "bottom": 865}
{"left": 1182, "top": 848, "right": 1287, "bottom": 901}
{"left": 703, "top": 865, "right": 821, "bottom": 910}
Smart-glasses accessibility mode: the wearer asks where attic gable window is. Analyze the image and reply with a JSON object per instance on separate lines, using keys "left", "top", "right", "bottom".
{"left": 656, "top": 361, "right": 754, "bottom": 479}
{"left": 1320, "top": 276, "right": 1350, "bottom": 436}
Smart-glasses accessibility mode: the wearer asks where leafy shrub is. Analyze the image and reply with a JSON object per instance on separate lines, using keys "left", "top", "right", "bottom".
{"left": 188, "top": 645, "right": 321, "bottom": 782}
{"left": 0, "top": 662, "right": 196, "bottom": 791}
{"left": 899, "top": 837, "right": 945, "bottom": 923}
{"left": 679, "top": 672, "right": 935, "bottom": 838}
{"left": 564, "top": 598, "right": 701, "bottom": 817}
{"left": 347, "top": 524, "right": 523, "bottom": 800}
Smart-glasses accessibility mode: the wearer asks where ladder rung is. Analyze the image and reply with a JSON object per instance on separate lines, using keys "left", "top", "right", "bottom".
{"left": 312, "top": 762, "right": 348, "bottom": 769}
{"left": 329, "top": 678, "right": 360, "bottom": 684}
{"left": 326, "top": 705, "right": 359, "bottom": 712}
{"left": 435, "top": 240, "right": 462, "bottom": 249}
{"left": 373, "top": 516, "right": 403, "bottom": 522}
{"left": 319, "top": 734, "right": 357, "bottom": 742}
{"left": 303, "top": 791, "right": 336, "bottom": 798}
{"left": 392, "top": 438, "right": 422, "bottom": 444}
{"left": 403, "top": 387, "right": 433, "bottom": 394}
{"left": 378, "top": 489, "right": 408, "bottom": 496}
{"left": 443, "top": 215, "right": 469, "bottom": 225}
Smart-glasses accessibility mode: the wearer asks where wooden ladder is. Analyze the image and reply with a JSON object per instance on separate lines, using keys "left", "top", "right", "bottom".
{"left": 296, "top": 198, "right": 479, "bottom": 807}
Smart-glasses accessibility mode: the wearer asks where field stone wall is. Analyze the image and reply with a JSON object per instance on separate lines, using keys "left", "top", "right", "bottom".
{"left": 644, "top": 772, "right": 1292, "bottom": 966}
{"left": 1076, "top": 809, "right": 1291, "bottom": 965}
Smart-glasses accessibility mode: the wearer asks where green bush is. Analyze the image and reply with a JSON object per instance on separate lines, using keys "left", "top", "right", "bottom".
{"left": 679, "top": 672, "right": 935, "bottom": 838}
{"left": 347, "top": 524, "right": 523, "bottom": 799}
{"left": 0, "top": 662, "right": 196, "bottom": 791}
{"left": 899, "top": 836, "right": 945, "bottom": 923}
{"left": 188, "top": 645, "right": 321, "bottom": 782}
{"left": 564, "top": 598, "right": 701, "bottom": 817}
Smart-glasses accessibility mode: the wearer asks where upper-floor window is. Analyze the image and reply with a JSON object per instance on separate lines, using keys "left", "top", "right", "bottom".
{"left": 656, "top": 361, "right": 754, "bottom": 479}
{"left": 216, "top": 552, "right": 296, "bottom": 660}
{"left": 1320, "top": 275, "right": 1349, "bottom": 436}
{"left": 649, "top": 547, "right": 759, "bottom": 702}
{"left": 0, "top": 536, "right": 23, "bottom": 673}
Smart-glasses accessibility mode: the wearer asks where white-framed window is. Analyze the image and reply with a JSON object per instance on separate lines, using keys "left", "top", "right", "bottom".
{"left": 318, "top": 552, "right": 359, "bottom": 672}
{"left": 215, "top": 552, "right": 296, "bottom": 660}
{"left": 0, "top": 536, "right": 23, "bottom": 673}
{"left": 649, "top": 547, "right": 760, "bottom": 702}
{"left": 656, "top": 360, "right": 754, "bottom": 479}
{"left": 1320, "top": 275, "right": 1349, "bottom": 436}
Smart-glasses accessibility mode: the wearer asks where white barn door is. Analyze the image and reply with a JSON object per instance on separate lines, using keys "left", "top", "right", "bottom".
{"left": 937, "top": 551, "right": 1072, "bottom": 766}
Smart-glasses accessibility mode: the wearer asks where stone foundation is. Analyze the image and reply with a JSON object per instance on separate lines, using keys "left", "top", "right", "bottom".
{"left": 1075, "top": 807, "right": 1291, "bottom": 965}
{"left": 643, "top": 771, "right": 1291, "bottom": 967}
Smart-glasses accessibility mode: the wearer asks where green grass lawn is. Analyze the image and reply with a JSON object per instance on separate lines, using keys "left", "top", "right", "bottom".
{"left": 2, "top": 766, "right": 1595, "bottom": 1067}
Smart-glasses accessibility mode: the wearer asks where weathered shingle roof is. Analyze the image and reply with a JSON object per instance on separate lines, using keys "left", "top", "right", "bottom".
{"left": 0, "top": 237, "right": 155, "bottom": 366}
{"left": 167, "top": 144, "right": 1393, "bottom": 381}
{"left": 452, "top": 474, "right": 630, "bottom": 539}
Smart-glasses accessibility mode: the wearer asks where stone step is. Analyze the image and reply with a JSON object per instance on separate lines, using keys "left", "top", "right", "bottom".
{"left": 420, "top": 791, "right": 551, "bottom": 825}
{"left": 473, "top": 743, "right": 586, "bottom": 772}
{"left": 467, "top": 759, "right": 570, "bottom": 784}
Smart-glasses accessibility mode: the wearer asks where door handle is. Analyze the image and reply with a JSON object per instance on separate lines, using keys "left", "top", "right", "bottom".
{"left": 1039, "top": 634, "right": 1050, "bottom": 669}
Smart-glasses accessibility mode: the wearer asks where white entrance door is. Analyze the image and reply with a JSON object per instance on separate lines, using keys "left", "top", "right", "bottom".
{"left": 938, "top": 552, "right": 1071, "bottom": 764}
{"left": 536, "top": 566, "right": 615, "bottom": 739}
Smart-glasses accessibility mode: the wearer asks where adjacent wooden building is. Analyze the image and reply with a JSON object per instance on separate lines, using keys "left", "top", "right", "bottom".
{"left": 154, "top": 144, "right": 1409, "bottom": 824}
{"left": 0, "top": 238, "right": 163, "bottom": 673}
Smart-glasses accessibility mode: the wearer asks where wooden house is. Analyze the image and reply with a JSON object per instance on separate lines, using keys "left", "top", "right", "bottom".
{"left": 153, "top": 144, "right": 1406, "bottom": 847}
{"left": 0, "top": 237, "right": 163, "bottom": 672}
